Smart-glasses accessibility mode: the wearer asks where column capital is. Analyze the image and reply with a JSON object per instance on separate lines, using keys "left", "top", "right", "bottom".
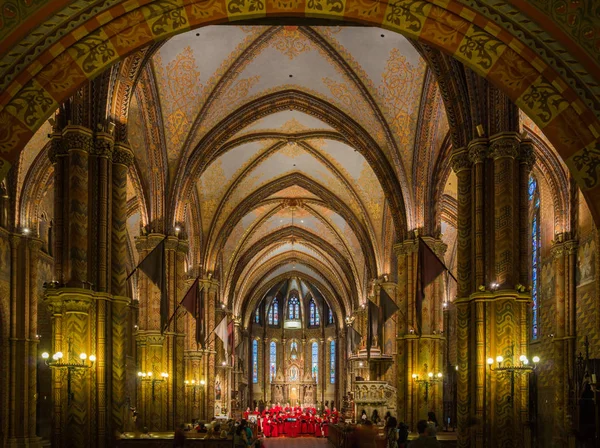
{"left": 62, "top": 125, "right": 94, "bottom": 152}
{"left": 467, "top": 138, "right": 489, "bottom": 163}
{"left": 91, "top": 132, "right": 115, "bottom": 159}
{"left": 113, "top": 142, "right": 134, "bottom": 166}
{"left": 450, "top": 149, "right": 472, "bottom": 173}
{"left": 489, "top": 132, "right": 520, "bottom": 159}
{"left": 519, "top": 139, "right": 536, "bottom": 172}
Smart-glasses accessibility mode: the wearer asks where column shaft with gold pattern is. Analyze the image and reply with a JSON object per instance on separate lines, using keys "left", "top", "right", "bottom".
{"left": 6, "top": 235, "right": 44, "bottom": 447}
{"left": 44, "top": 124, "right": 133, "bottom": 447}
{"left": 394, "top": 238, "right": 445, "bottom": 430}
{"left": 135, "top": 234, "right": 187, "bottom": 430}
{"left": 201, "top": 278, "right": 218, "bottom": 417}
{"left": 453, "top": 132, "right": 535, "bottom": 448}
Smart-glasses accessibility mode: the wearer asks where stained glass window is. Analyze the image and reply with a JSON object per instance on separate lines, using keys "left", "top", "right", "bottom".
{"left": 330, "top": 340, "right": 336, "bottom": 384}
{"left": 252, "top": 340, "right": 258, "bottom": 383}
{"left": 289, "top": 297, "right": 300, "bottom": 319}
{"left": 290, "top": 340, "right": 298, "bottom": 359}
{"left": 268, "top": 298, "right": 279, "bottom": 325}
{"left": 328, "top": 307, "right": 333, "bottom": 325}
{"left": 309, "top": 299, "right": 320, "bottom": 326}
{"left": 311, "top": 342, "right": 318, "bottom": 382}
{"left": 270, "top": 341, "right": 277, "bottom": 382}
{"left": 529, "top": 175, "right": 540, "bottom": 340}
{"left": 255, "top": 308, "right": 260, "bottom": 324}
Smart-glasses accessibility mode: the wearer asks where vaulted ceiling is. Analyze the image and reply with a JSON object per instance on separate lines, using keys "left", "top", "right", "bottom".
{"left": 124, "top": 25, "right": 450, "bottom": 319}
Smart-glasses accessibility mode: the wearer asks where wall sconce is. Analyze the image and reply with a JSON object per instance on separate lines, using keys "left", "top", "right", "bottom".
{"left": 138, "top": 368, "right": 169, "bottom": 401}
{"left": 490, "top": 282, "right": 499, "bottom": 292}
{"left": 41, "top": 340, "right": 96, "bottom": 404}
{"left": 184, "top": 378, "right": 206, "bottom": 401}
{"left": 412, "top": 364, "right": 443, "bottom": 403}
{"left": 487, "top": 345, "right": 540, "bottom": 403}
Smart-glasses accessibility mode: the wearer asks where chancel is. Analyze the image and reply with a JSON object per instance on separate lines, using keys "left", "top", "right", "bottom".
{"left": 0, "top": 2, "right": 598, "bottom": 448}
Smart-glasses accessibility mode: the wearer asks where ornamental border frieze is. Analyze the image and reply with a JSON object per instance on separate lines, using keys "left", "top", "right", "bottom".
{"left": 1, "top": 1, "right": 598, "bottom": 126}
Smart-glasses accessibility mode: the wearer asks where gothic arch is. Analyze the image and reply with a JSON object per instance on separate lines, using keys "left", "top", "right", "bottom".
{"left": 205, "top": 172, "right": 378, "bottom": 278}
{"left": 171, "top": 89, "right": 408, "bottom": 238}
{"left": 242, "top": 271, "right": 345, "bottom": 331}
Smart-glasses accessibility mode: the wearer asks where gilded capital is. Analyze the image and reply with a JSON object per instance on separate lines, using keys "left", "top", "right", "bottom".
{"left": 519, "top": 140, "right": 536, "bottom": 171}
{"left": 451, "top": 150, "right": 471, "bottom": 173}
{"left": 62, "top": 125, "right": 94, "bottom": 153}
{"left": 113, "top": 144, "right": 135, "bottom": 167}
{"left": 467, "top": 139, "right": 489, "bottom": 164}
{"left": 490, "top": 133, "right": 520, "bottom": 159}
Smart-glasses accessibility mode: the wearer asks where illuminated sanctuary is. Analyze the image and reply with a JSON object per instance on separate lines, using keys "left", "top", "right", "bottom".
{"left": 0, "top": 2, "right": 598, "bottom": 448}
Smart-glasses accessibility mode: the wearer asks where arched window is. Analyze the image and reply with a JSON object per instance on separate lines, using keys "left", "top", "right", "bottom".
{"left": 328, "top": 307, "right": 333, "bottom": 325}
{"left": 252, "top": 340, "right": 259, "bottom": 383}
{"left": 268, "top": 298, "right": 279, "bottom": 325}
{"left": 529, "top": 175, "right": 541, "bottom": 340}
{"left": 311, "top": 342, "right": 318, "bottom": 382}
{"left": 288, "top": 297, "right": 300, "bottom": 319}
{"left": 290, "top": 341, "right": 298, "bottom": 360}
{"left": 270, "top": 342, "right": 277, "bottom": 382}
{"left": 255, "top": 308, "right": 260, "bottom": 324}
{"left": 309, "top": 299, "right": 320, "bottom": 326}
{"left": 330, "top": 340, "right": 336, "bottom": 384}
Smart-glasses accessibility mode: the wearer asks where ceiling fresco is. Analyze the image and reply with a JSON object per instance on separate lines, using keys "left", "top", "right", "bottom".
{"left": 126, "top": 24, "right": 435, "bottom": 316}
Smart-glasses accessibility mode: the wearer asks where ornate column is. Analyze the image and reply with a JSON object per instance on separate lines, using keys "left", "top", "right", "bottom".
{"left": 394, "top": 237, "right": 445, "bottom": 429}
{"left": 110, "top": 143, "right": 133, "bottom": 433}
{"left": 453, "top": 133, "right": 534, "bottom": 448}
{"left": 6, "top": 236, "right": 44, "bottom": 447}
{"left": 202, "top": 278, "right": 218, "bottom": 416}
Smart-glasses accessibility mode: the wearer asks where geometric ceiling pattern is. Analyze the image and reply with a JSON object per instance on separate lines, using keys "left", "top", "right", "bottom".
{"left": 129, "top": 25, "right": 437, "bottom": 319}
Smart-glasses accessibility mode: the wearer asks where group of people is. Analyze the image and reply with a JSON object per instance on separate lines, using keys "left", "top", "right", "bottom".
{"left": 243, "top": 402, "right": 339, "bottom": 438}
{"left": 355, "top": 410, "right": 440, "bottom": 448}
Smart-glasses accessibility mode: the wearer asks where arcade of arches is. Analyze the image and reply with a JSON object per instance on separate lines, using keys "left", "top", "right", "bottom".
{"left": 0, "top": 2, "right": 599, "bottom": 448}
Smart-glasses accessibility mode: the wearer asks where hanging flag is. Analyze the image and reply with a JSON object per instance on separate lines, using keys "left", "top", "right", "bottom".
{"left": 367, "top": 300, "right": 379, "bottom": 362}
{"left": 162, "top": 276, "right": 199, "bottom": 333}
{"left": 215, "top": 316, "right": 229, "bottom": 358}
{"left": 416, "top": 237, "right": 450, "bottom": 333}
{"left": 379, "top": 286, "right": 399, "bottom": 324}
{"left": 347, "top": 326, "right": 362, "bottom": 355}
{"left": 227, "top": 320, "right": 235, "bottom": 366}
{"left": 235, "top": 338, "right": 247, "bottom": 364}
{"left": 181, "top": 277, "right": 199, "bottom": 316}
{"left": 136, "top": 239, "right": 168, "bottom": 332}
{"left": 197, "top": 287, "right": 206, "bottom": 348}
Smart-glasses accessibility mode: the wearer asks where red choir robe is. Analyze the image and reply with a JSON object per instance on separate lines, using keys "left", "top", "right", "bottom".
{"left": 263, "top": 419, "right": 271, "bottom": 437}
{"left": 314, "top": 417, "right": 323, "bottom": 437}
{"left": 323, "top": 418, "right": 329, "bottom": 437}
{"left": 271, "top": 419, "right": 279, "bottom": 437}
{"left": 308, "top": 416, "right": 315, "bottom": 434}
{"left": 301, "top": 415, "right": 308, "bottom": 434}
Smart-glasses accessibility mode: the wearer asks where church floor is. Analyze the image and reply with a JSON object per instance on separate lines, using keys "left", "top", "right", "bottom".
{"left": 262, "top": 437, "right": 332, "bottom": 447}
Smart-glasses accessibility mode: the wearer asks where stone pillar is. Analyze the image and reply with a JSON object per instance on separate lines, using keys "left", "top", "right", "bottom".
{"left": 6, "top": 236, "right": 44, "bottom": 447}
{"left": 202, "top": 279, "right": 218, "bottom": 417}
{"left": 394, "top": 238, "right": 445, "bottom": 429}
{"left": 453, "top": 133, "right": 535, "bottom": 448}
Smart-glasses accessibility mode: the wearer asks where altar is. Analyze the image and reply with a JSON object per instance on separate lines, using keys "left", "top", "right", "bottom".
{"left": 271, "top": 363, "right": 317, "bottom": 407}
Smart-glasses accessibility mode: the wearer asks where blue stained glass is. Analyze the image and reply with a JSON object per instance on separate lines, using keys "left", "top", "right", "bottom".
{"left": 270, "top": 342, "right": 277, "bottom": 381}
{"left": 328, "top": 307, "right": 333, "bottom": 324}
{"left": 252, "top": 340, "right": 258, "bottom": 383}
{"left": 268, "top": 299, "right": 279, "bottom": 325}
{"left": 289, "top": 297, "right": 300, "bottom": 319}
{"left": 530, "top": 175, "right": 540, "bottom": 340}
{"left": 255, "top": 308, "right": 260, "bottom": 324}
{"left": 312, "top": 342, "right": 318, "bottom": 383}
{"left": 330, "top": 341, "right": 335, "bottom": 384}
{"left": 309, "top": 299, "right": 320, "bottom": 326}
